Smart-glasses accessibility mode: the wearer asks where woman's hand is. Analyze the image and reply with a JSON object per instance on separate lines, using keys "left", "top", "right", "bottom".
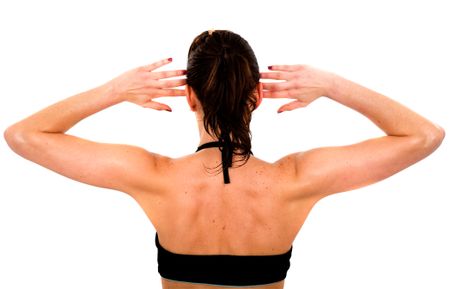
{"left": 107, "top": 58, "right": 186, "bottom": 111}
{"left": 260, "top": 64, "right": 336, "bottom": 113}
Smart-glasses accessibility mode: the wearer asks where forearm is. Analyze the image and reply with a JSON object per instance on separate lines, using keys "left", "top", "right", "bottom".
{"left": 327, "top": 75, "right": 444, "bottom": 141}
{"left": 5, "top": 58, "right": 185, "bottom": 147}
{"left": 6, "top": 82, "right": 121, "bottom": 135}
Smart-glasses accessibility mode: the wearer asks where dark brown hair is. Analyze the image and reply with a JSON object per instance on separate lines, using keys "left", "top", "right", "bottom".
{"left": 187, "top": 30, "right": 260, "bottom": 169}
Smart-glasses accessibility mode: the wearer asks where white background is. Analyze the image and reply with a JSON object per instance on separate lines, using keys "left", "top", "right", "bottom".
{"left": 1, "top": 0, "right": 449, "bottom": 288}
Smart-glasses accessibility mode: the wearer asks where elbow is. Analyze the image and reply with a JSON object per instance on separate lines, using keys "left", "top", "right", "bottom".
{"left": 428, "top": 124, "right": 445, "bottom": 148}
{"left": 4, "top": 126, "right": 17, "bottom": 147}
{"left": 4, "top": 126, "right": 20, "bottom": 151}
{"left": 4, "top": 125, "right": 33, "bottom": 153}
{"left": 416, "top": 124, "right": 445, "bottom": 153}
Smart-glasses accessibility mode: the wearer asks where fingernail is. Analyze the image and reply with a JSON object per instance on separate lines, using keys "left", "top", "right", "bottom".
{"left": 166, "top": 108, "right": 172, "bottom": 112}
{"left": 268, "top": 66, "right": 273, "bottom": 70}
{"left": 182, "top": 70, "right": 187, "bottom": 74}
{"left": 168, "top": 58, "right": 173, "bottom": 62}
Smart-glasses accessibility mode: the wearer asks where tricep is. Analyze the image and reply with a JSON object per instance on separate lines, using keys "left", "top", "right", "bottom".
{"left": 294, "top": 134, "right": 443, "bottom": 199}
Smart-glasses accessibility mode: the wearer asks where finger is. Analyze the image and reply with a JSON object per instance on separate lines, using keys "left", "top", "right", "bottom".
{"left": 150, "top": 69, "right": 187, "bottom": 79}
{"left": 137, "top": 88, "right": 186, "bottom": 97}
{"left": 263, "top": 90, "right": 292, "bottom": 99}
{"left": 259, "top": 72, "right": 290, "bottom": 80}
{"left": 262, "top": 81, "right": 291, "bottom": 91}
{"left": 141, "top": 100, "right": 172, "bottom": 112}
{"left": 153, "top": 78, "right": 187, "bottom": 88}
{"left": 142, "top": 58, "right": 173, "bottom": 72}
{"left": 269, "top": 65, "right": 304, "bottom": 72}
{"left": 157, "top": 88, "right": 186, "bottom": 97}
{"left": 277, "top": 100, "right": 308, "bottom": 113}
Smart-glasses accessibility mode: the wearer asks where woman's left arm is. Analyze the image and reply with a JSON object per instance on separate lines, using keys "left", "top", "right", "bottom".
{"left": 4, "top": 58, "right": 186, "bottom": 197}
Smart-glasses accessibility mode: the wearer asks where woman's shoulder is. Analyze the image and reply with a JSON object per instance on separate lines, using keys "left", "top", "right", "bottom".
{"left": 163, "top": 152, "right": 308, "bottom": 198}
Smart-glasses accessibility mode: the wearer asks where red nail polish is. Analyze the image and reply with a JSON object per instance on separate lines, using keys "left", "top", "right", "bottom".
{"left": 168, "top": 58, "right": 173, "bottom": 62}
{"left": 166, "top": 108, "right": 172, "bottom": 112}
{"left": 268, "top": 66, "right": 273, "bottom": 70}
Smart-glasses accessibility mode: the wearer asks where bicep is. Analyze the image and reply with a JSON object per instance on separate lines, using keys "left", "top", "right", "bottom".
{"left": 296, "top": 135, "right": 430, "bottom": 198}
{"left": 11, "top": 132, "right": 167, "bottom": 196}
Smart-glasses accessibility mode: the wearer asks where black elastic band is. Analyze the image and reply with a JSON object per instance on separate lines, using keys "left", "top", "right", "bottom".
{"left": 196, "top": 139, "right": 253, "bottom": 184}
{"left": 196, "top": 140, "right": 232, "bottom": 184}
{"left": 155, "top": 232, "right": 292, "bottom": 286}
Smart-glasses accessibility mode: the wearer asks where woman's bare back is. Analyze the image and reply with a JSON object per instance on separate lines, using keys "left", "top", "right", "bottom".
{"left": 135, "top": 149, "right": 317, "bottom": 255}
{"left": 130, "top": 149, "right": 318, "bottom": 288}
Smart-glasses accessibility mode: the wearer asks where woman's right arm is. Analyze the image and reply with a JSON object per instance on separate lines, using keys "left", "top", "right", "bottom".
{"left": 261, "top": 65, "right": 445, "bottom": 199}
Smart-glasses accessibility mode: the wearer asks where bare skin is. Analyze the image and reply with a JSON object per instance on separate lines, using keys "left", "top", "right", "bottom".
{"left": 161, "top": 278, "right": 286, "bottom": 289}
{"left": 4, "top": 59, "right": 445, "bottom": 289}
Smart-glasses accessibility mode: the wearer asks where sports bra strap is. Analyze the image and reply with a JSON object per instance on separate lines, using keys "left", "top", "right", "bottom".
{"left": 196, "top": 138, "right": 253, "bottom": 184}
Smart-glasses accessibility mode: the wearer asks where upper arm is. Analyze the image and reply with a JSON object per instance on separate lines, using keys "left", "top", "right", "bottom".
{"left": 286, "top": 135, "right": 437, "bottom": 200}
{"left": 6, "top": 131, "right": 170, "bottom": 197}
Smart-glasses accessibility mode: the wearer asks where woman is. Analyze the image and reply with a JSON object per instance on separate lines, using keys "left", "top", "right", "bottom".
{"left": 4, "top": 30, "right": 445, "bottom": 289}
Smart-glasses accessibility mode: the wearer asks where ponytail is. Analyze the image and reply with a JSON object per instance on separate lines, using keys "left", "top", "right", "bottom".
{"left": 187, "top": 30, "right": 259, "bottom": 171}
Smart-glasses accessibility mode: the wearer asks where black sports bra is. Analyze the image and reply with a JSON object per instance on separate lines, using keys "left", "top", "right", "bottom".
{"left": 196, "top": 139, "right": 253, "bottom": 184}
{"left": 155, "top": 233, "right": 293, "bottom": 287}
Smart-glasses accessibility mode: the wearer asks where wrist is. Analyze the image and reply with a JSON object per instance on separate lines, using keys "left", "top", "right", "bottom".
{"left": 99, "top": 81, "right": 125, "bottom": 104}
{"left": 325, "top": 74, "right": 351, "bottom": 101}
